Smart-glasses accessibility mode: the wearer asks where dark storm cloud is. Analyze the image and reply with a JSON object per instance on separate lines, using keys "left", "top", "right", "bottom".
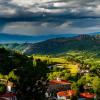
{"left": 0, "top": 0, "right": 100, "bottom": 35}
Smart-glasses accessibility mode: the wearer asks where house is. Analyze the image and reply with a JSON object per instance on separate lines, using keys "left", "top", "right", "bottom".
{"left": 6, "top": 81, "right": 16, "bottom": 93}
{"left": 0, "top": 79, "right": 16, "bottom": 93}
{"left": 57, "top": 90, "right": 76, "bottom": 100}
{"left": 46, "top": 78, "right": 71, "bottom": 99}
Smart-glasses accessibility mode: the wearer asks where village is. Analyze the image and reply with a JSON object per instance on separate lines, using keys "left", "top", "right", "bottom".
{"left": 0, "top": 63, "right": 97, "bottom": 100}
{"left": 0, "top": 77, "right": 97, "bottom": 100}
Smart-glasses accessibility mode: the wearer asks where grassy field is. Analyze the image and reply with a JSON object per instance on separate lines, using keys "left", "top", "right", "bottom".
{"left": 32, "top": 55, "right": 79, "bottom": 75}
{"left": 32, "top": 49, "right": 100, "bottom": 77}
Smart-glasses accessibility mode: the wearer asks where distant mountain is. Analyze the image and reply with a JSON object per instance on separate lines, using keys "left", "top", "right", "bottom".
{"left": 0, "top": 33, "right": 78, "bottom": 43}
{"left": 0, "top": 33, "right": 45, "bottom": 43}
{"left": 0, "top": 32, "right": 100, "bottom": 43}
{"left": 0, "top": 34, "right": 100, "bottom": 55}
{"left": 88, "top": 32, "right": 100, "bottom": 35}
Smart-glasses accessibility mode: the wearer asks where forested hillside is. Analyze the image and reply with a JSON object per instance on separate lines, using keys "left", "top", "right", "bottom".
{"left": 0, "top": 48, "right": 49, "bottom": 100}
{"left": 0, "top": 34, "right": 100, "bottom": 55}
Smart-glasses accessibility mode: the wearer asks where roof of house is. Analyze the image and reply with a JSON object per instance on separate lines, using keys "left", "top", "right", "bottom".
{"left": 7, "top": 82, "right": 14, "bottom": 86}
{"left": 57, "top": 90, "right": 76, "bottom": 97}
{"left": 49, "top": 80, "right": 71, "bottom": 85}
{"left": 0, "top": 98, "right": 7, "bottom": 100}
{"left": 80, "top": 92, "right": 96, "bottom": 99}
{"left": 1, "top": 93, "right": 16, "bottom": 97}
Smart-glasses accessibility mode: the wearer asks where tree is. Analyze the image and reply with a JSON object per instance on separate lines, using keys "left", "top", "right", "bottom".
{"left": 92, "top": 76, "right": 100, "bottom": 98}
{"left": 0, "top": 84, "right": 6, "bottom": 94}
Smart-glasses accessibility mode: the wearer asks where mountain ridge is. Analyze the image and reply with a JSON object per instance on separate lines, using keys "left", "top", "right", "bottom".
{"left": 0, "top": 32, "right": 100, "bottom": 43}
{"left": 0, "top": 34, "right": 100, "bottom": 55}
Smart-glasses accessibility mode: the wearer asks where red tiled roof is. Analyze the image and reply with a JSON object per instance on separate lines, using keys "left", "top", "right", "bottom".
{"left": 80, "top": 92, "right": 96, "bottom": 99}
{"left": 0, "top": 98, "right": 7, "bottom": 100}
{"left": 49, "top": 80, "right": 71, "bottom": 85}
{"left": 1, "top": 93, "right": 16, "bottom": 97}
{"left": 57, "top": 90, "right": 76, "bottom": 97}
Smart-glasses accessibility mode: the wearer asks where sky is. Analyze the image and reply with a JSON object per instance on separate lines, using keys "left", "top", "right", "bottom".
{"left": 0, "top": 0, "right": 100, "bottom": 42}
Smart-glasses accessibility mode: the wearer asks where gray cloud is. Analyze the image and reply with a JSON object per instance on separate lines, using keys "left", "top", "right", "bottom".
{"left": 0, "top": 0, "right": 100, "bottom": 36}
{"left": 0, "top": 0, "right": 100, "bottom": 18}
{"left": 2, "top": 18, "right": 100, "bottom": 35}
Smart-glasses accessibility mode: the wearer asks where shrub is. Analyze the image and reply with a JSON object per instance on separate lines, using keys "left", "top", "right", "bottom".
{"left": 0, "top": 84, "right": 6, "bottom": 94}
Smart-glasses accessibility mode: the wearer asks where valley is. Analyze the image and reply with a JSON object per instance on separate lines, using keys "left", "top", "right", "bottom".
{"left": 0, "top": 34, "right": 100, "bottom": 100}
